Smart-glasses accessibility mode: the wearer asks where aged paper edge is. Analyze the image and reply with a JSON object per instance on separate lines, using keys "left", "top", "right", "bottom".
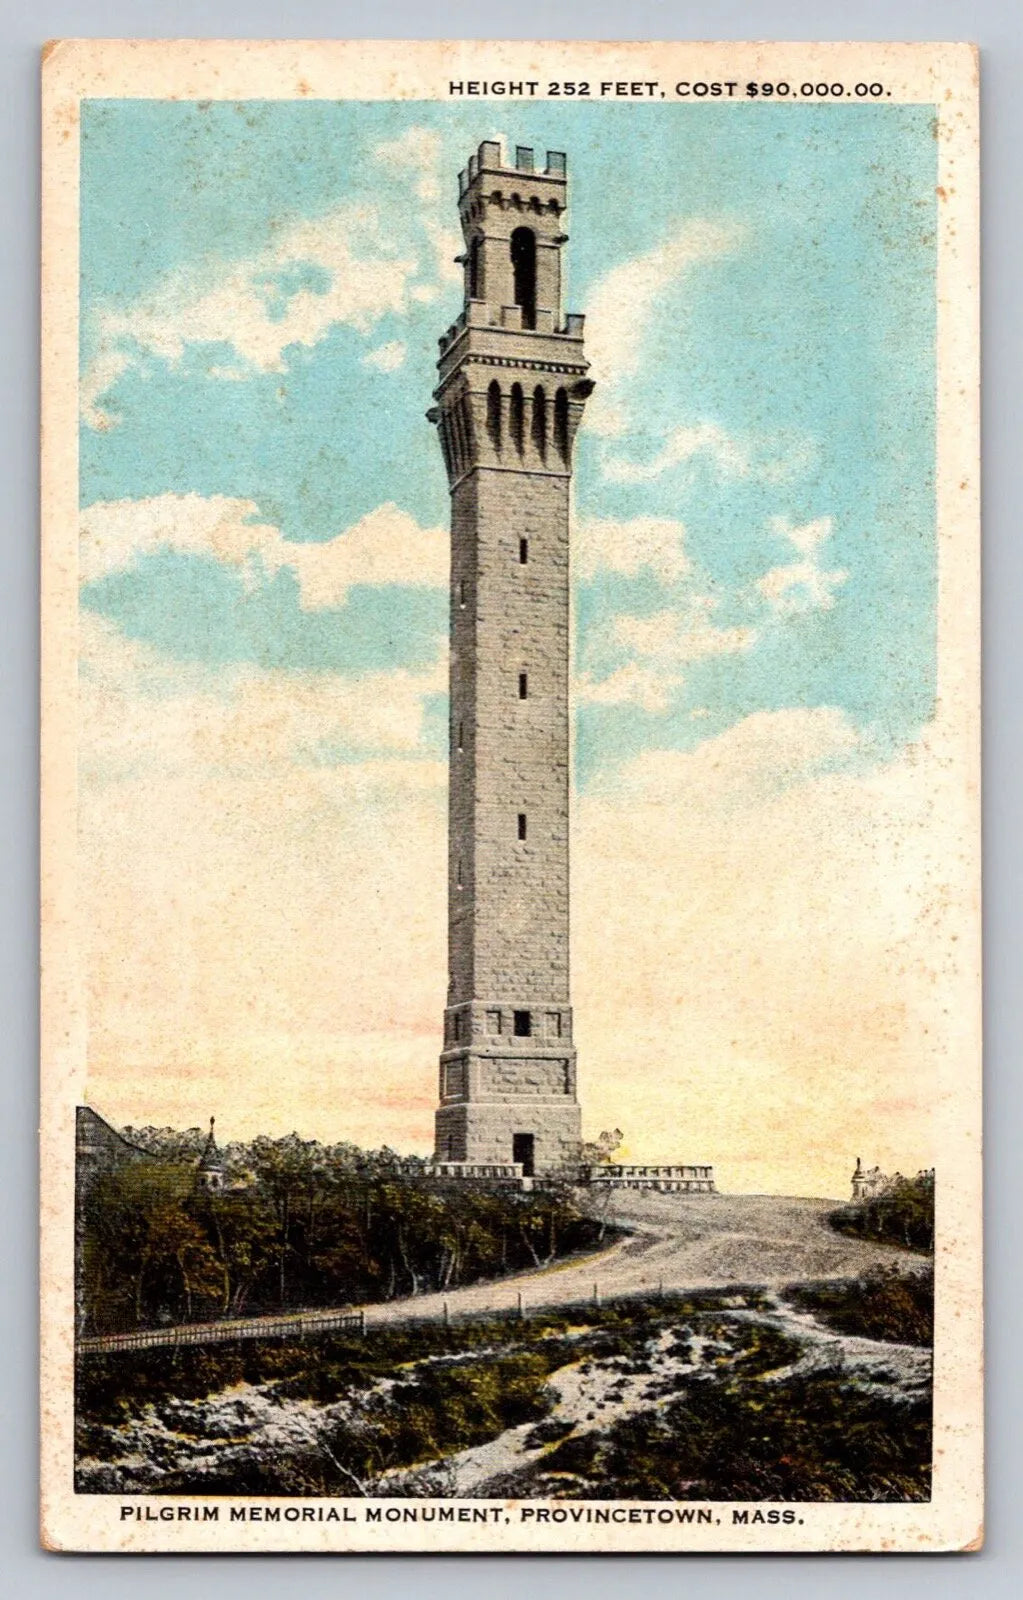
{"left": 39, "top": 38, "right": 981, "bottom": 1554}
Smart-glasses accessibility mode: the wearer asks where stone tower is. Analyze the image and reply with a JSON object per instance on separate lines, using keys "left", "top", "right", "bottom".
{"left": 429, "top": 140, "right": 592, "bottom": 1179}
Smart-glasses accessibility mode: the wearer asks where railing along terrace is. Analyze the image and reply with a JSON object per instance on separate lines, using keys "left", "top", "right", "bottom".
{"left": 427, "top": 1161, "right": 525, "bottom": 1181}
{"left": 583, "top": 1164, "right": 716, "bottom": 1193}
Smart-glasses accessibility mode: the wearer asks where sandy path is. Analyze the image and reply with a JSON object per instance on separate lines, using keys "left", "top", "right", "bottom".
{"left": 361, "top": 1191, "right": 924, "bottom": 1331}
{"left": 81, "top": 1191, "right": 925, "bottom": 1355}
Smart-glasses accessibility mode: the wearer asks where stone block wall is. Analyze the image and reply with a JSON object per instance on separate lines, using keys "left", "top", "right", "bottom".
{"left": 448, "top": 466, "right": 573, "bottom": 1007}
{"left": 435, "top": 1098, "right": 582, "bottom": 1177}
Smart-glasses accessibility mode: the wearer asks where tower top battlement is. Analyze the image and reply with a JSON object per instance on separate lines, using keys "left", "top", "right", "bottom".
{"left": 458, "top": 140, "right": 567, "bottom": 201}
{"left": 440, "top": 137, "right": 583, "bottom": 365}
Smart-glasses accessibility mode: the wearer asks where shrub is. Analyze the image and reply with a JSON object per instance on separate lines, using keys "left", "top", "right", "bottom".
{"left": 789, "top": 1266, "right": 933, "bottom": 1347}
{"left": 829, "top": 1171, "right": 934, "bottom": 1253}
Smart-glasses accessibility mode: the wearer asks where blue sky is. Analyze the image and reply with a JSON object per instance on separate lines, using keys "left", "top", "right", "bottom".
{"left": 79, "top": 98, "right": 937, "bottom": 790}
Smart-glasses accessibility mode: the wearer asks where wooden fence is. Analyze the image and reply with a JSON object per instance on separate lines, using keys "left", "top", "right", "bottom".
{"left": 74, "top": 1275, "right": 678, "bottom": 1358}
{"left": 77, "top": 1306, "right": 365, "bottom": 1356}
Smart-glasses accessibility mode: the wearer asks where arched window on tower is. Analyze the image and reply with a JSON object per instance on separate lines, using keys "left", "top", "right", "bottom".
{"left": 554, "top": 387, "right": 569, "bottom": 461}
{"left": 439, "top": 414, "right": 454, "bottom": 478}
{"left": 486, "top": 380, "right": 502, "bottom": 453}
{"left": 450, "top": 402, "right": 466, "bottom": 476}
{"left": 510, "top": 383, "right": 525, "bottom": 454}
{"left": 531, "top": 385, "right": 547, "bottom": 460}
{"left": 459, "top": 392, "right": 475, "bottom": 461}
{"left": 511, "top": 227, "right": 537, "bottom": 329}
{"left": 468, "top": 235, "right": 483, "bottom": 300}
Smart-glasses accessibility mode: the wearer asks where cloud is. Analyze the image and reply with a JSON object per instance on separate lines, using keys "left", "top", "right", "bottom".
{"left": 603, "top": 422, "right": 816, "bottom": 486}
{"left": 769, "top": 514, "right": 832, "bottom": 555}
{"left": 361, "top": 340, "right": 407, "bottom": 373}
{"left": 79, "top": 613, "right": 448, "bottom": 1143}
{"left": 80, "top": 494, "right": 448, "bottom": 610}
{"left": 612, "top": 601, "right": 757, "bottom": 664}
{"left": 599, "top": 706, "right": 863, "bottom": 805}
{"left": 573, "top": 708, "right": 960, "bottom": 1191}
{"left": 582, "top": 219, "right": 814, "bottom": 489}
{"left": 80, "top": 347, "right": 132, "bottom": 432}
{"left": 577, "top": 596, "right": 756, "bottom": 713}
{"left": 576, "top": 661, "right": 684, "bottom": 714}
{"left": 584, "top": 218, "right": 743, "bottom": 437}
{"left": 374, "top": 126, "right": 444, "bottom": 203}
{"left": 757, "top": 515, "right": 848, "bottom": 615}
{"left": 758, "top": 560, "right": 848, "bottom": 614}
{"left": 370, "top": 131, "right": 462, "bottom": 295}
{"left": 604, "top": 422, "right": 748, "bottom": 483}
{"left": 83, "top": 203, "right": 417, "bottom": 411}
{"left": 575, "top": 515, "right": 690, "bottom": 585}
{"left": 80, "top": 129, "right": 467, "bottom": 426}
{"left": 78, "top": 603, "right": 960, "bottom": 1194}
{"left": 574, "top": 525, "right": 757, "bottom": 714}
{"left": 79, "top": 135, "right": 466, "bottom": 427}
{"left": 80, "top": 612, "right": 448, "bottom": 776}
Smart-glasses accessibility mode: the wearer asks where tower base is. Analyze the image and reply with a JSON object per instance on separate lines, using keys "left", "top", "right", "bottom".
{"left": 435, "top": 1100, "right": 582, "bottom": 1180}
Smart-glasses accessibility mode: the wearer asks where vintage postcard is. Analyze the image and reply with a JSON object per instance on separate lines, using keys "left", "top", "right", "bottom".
{"left": 40, "top": 40, "right": 981, "bottom": 1552}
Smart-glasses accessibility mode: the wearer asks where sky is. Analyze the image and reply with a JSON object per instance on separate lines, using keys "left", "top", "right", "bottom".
{"left": 78, "top": 98, "right": 942, "bottom": 1196}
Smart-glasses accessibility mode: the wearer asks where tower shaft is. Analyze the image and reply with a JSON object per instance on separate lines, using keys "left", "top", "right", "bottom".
{"left": 430, "top": 141, "right": 591, "bottom": 1178}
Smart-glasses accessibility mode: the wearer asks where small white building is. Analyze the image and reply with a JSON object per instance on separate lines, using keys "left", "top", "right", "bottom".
{"left": 850, "top": 1156, "right": 888, "bottom": 1202}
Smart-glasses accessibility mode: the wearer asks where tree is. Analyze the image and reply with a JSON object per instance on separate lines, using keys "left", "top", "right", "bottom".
{"left": 581, "top": 1128, "right": 623, "bottom": 1164}
{"left": 80, "top": 1126, "right": 606, "bottom": 1328}
{"left": 120, "top": 1125, "right": 207, "bottom": 1163}
{"left": 247, "top": 1133, "right": 325, "bottom": 1306}
{"left": 81, "top": 1162, "right": 205, "bottom": 1330}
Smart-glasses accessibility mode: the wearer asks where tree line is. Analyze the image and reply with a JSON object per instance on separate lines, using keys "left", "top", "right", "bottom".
{"left": 828, "top": 1169, "right": 935, "bottom": 1254}
{"left": 77, "top": 1129, "right": 603, "bottom": 1336}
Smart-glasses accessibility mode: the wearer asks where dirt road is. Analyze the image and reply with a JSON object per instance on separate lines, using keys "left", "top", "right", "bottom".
{"left": 361, "top": 1189, "right": 923, "bottom": 1330}
{"left": 81, "top": 1190, "right": 922, "bottom": 1355}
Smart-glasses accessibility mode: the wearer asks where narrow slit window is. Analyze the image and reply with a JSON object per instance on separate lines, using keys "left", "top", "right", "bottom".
{"left": 452, "top": 1013, "right": 462, "bottom": 1042}
{"left": 513, "top": 1009, "right": 532, "bottom": 1038}
{"left": 554, "top": 387, "right": 569, "bottom": 460}
{"left": 510, "top": 383, "right": 525, "bottom": 453}
{"left": 517, "top": 813, "right": 527, "bottom": 841}
{"left": 468, "top": 235, "right": 482, "bottom": 299}
{"left": 457, "top": 721, "right": 464, "bottom": 752}
{"left": 531, "top": 385, "right": 547, "bottom": 460}
{"left": 457, "top": 858, "right": 463, "bottom": 889}
{"left": 459, "top": 578, "right": 466, "bottom": 607}
{"left": 519, "top": 537, "right": 529, "bottom": 565}
{"left": 451, "top": 404, "right": 466, "bottom": 474}
{"left": 439, "top": 416, "right": 454, "bottom": 478}
{"left": 459, "top": 393, "right": 475, "bottom": 461}
{"left": 486, "top": 379, "right": 502, "bottom": 452}
{"left": 518, "top": 672, "right": 528, "bottom": 699}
